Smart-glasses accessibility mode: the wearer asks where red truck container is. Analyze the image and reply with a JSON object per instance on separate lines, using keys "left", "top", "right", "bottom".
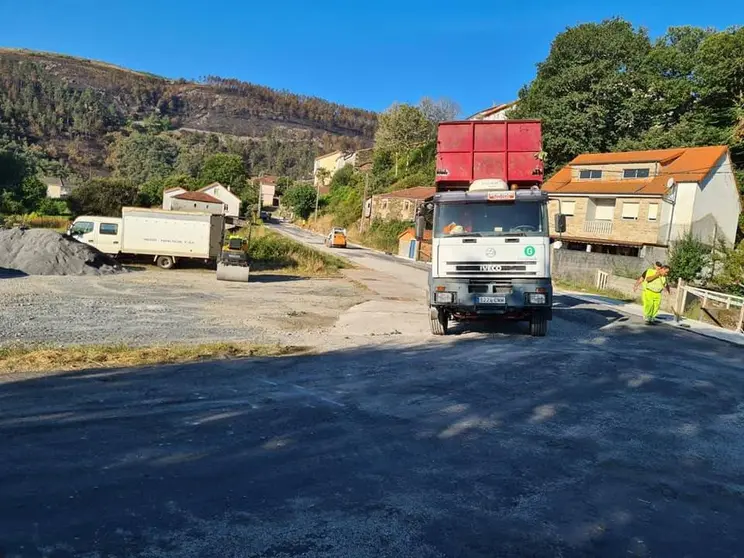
{"left": 435, "top": 120, "right": 544, "bottom": 187}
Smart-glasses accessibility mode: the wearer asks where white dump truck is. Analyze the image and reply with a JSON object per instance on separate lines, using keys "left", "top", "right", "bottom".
{"left": 419, "top": 119, "right": 565, "bottom": 337}
{"left": 68, "top": 207, "right": 225, "bottom": 269}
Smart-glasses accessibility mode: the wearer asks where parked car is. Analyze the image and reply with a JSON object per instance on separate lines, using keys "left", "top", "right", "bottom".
{"left": 260, "top": 211, "right": 271, "bottom": 222}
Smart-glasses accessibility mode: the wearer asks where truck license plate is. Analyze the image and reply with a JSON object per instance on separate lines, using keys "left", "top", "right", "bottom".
{"left": 476, "top": 296, "right": 506, "bottom": 305}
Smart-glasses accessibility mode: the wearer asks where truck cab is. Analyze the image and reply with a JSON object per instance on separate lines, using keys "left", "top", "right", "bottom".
{"left": 69, "top": 216, "right": 123, "bottom": 256}
{"left": 425, "top": 119, "right": 555, "bottom": 337}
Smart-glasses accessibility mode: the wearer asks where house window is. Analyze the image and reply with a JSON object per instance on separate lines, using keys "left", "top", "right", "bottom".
{"left": 404, "top": 200, "right": 411, "bottom": 212}
{"left": 592, "top": 199, "right": 615, "bottom": 221}
{"left": 382, "top": 200, "right": 389, "bottom": 210}
{"left": 621, "top": 202, "right": 639, "bottom": 220}
{"left": 99, "top": 223, "right": 119, "bottom": 235}
{"left": 648, "top": 203, "right": 659, "bottom": 221}
{"left": 623, "top": 168, "right": 650, "bottom": 179}
{"left": 579, "top": 169, "right": 603, "bottom": 180}
{"left": 560, "top": 201, "right": 576, "bottom": 216}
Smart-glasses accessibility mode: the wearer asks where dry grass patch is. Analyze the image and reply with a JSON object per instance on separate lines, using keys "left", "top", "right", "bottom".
{"left": 0, "top": 342, "right": 308, "bottom": 375}
{"left": 244, "top": 226, "right": 349, "bottom": 276}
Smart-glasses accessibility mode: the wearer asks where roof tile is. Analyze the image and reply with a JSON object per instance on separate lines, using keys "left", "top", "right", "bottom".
{"left": 544, "top": 145, "right": 729, "bottom": 195}
{"left": 173, "top": 191, "right": 223, "bottom": 203}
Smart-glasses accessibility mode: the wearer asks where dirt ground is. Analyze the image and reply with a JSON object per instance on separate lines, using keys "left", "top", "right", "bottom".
{"left": 0, "top": 267, "right": 370, "bottom": 349}
{"left": 3, "top": 226, "right": 744, "bottom": 557}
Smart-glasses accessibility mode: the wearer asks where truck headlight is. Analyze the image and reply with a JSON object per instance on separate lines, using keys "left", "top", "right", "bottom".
{"left": 528, "top": 293, "right": 547, "bottom": 304}
{"left": 435, "top": 292, "right": 454, "bottom": 304}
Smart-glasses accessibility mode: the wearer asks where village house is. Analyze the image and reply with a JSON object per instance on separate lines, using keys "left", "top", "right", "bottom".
{"left": 42, "top": 176, "right": 76, "bottom": 199}
{"left": 257, "top": 175, "right": 280, "bottom": 208}
{"left": 197, "top": 182, "right": 241, "bottom": 217}
{"left": 466, "top": 101, "right": 517, "bottom": 121}
{"left": 366, "top": 186, "right": 435, "bottom": 223}
{"left": 169, "top": 191, "right": 224, "bottom": 215}
{"left": 313, "top": 148, "right": 374, "bottom": 188}
{"left": 544, "top": 145, "right": 741, "bottom": 257}
{"left": 397, "top": 228, "right": 433, "bottom": 262}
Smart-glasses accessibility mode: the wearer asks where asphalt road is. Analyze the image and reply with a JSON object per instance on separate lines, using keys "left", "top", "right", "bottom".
{"left": 2, "top": 225, "right": 744, "bottom": 557}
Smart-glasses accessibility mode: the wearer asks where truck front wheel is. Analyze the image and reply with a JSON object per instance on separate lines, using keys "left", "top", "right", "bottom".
{"left": 529, "top": 313, "right": 548, "bottom": 337}
{"left": 156, "top": 256, "right": 175, "bottom": 270}
{"left": 430, "top": 308, "right": 449, "bottom": 336}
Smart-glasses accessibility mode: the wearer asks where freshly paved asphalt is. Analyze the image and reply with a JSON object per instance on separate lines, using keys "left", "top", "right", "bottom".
{"left": 2, "top": 224, "right": 743, "bottom": 557}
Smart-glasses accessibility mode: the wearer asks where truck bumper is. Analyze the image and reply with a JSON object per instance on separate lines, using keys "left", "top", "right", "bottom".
{"left": 428, "top": 278, "right": 553, "bottom": 320}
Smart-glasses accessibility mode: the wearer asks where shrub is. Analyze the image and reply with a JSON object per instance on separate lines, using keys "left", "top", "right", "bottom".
{"left": 359, "top": 219, "right": 412, "bottom": 253}
{"left": 713, "top": 240, "right": 744, "bottom": 295}
{"left": 37, "top": 198, "right": 70, "bottom": 216}
{"left": 668, "top": 231, "right": 711, "bottom": 283}
{"left": 3, "top": 213, "right": 71, "bottom": 230}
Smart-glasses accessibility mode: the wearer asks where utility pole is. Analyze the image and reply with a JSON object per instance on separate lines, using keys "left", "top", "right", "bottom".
{"left": 359, "top": 172, "right": 369, "bottom": 233}
{"left": 314, "top": 180, "right": 320, "bottom": 222}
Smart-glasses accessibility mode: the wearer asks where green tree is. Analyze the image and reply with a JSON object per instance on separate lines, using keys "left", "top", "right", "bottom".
{"left": 110, "top": 133, "right": 179, "bottom": 184}
{"left": 511, "top": 18, "right": 653, "bottom": 173}
{"left": 68, "top": 178, "right": 139, "bottom": 217}
{"left": 20, "top": 175, "right": 47, "bottom": 212}
{"left": 283, "top": 184, "right": 317, "bottom": 220}
{"left": 374, "top": 103, "right": 434, "bottom": 176}
{"left": 275, "top": 176, "right": 294, "bottom": 196}
{"left": 418, "top": 97, "right": 460, "bottom": 123}
{"left": 198, "top": 153, "right": 247, "bottom": 192}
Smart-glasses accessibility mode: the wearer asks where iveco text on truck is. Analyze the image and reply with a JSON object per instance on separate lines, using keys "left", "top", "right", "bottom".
{"left": 419, "top": 119, "right": 565, "bottom": 337}
{"left": 69, "top": 207, "right": 225, "bottom": 269}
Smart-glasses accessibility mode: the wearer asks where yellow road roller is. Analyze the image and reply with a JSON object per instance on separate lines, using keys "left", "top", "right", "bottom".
{"left": 216, "top": 234, "right": 251, "bottom": 282}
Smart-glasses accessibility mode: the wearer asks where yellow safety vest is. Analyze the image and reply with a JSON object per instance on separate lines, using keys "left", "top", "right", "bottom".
{"left": 643, "top": 267, "right": 667, "bottom": 293}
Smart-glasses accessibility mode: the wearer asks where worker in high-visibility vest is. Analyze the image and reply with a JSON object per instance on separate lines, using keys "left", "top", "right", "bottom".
{"left": 634, "top": 263, "right": 671, "bottom": 324}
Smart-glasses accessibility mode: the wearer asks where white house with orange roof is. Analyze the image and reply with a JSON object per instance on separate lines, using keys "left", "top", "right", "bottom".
{"left": 544, "top": 145, "right": 740, "bottom": 256}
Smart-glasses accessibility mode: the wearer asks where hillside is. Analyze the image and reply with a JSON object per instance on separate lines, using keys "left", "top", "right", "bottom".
{"left": 0, "top": 49, "right": 377, "bottom": 177}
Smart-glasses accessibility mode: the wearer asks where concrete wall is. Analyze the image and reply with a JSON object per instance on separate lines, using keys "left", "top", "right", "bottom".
{"left": 551, "top": 247, "right": 667, "bottom": 282}
{"left": 691, "top": 154, "right": 741, "bottom": 246}
{"left": 162, "top": 188, "right": 187, "bottom": 210}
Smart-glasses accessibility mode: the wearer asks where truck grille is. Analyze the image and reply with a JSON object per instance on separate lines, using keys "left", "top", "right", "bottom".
{"left": 466, "top": 278, "right": 515, "bottom": 294}
{"left": 445, "top": 260, "right": 538, "bottom": 278}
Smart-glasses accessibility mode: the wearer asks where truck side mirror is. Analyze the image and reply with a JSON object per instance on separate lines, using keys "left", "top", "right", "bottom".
{"left": 554, "top": 214, "right": 567, "bottom": 233}
{"left": 414, "top": 215, "right": 426, "bottom": 240}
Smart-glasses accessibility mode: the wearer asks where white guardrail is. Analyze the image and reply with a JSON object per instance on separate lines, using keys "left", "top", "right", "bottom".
{"left": 675, "top": 280, "right": 744, "bottom": 334}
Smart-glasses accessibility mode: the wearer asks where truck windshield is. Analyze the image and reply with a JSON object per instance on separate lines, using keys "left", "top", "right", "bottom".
{"left": 434, "top": 202, "right": 547, "bottom": 237}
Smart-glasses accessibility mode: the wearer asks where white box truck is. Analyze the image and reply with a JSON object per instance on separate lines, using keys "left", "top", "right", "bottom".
{"left": 69, "top": 207, "right": 225, "bottom": 269}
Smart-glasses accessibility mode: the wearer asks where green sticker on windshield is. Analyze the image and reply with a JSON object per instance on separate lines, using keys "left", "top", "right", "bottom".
{"left": 524, "top": 246, "right": 536, "bottom": 257}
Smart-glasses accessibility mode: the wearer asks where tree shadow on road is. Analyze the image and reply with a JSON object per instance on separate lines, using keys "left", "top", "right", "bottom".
{"left": 1, "top": 305, "right": 743, "bottom": 558}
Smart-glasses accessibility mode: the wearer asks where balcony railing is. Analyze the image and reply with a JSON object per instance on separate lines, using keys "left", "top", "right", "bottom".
{"left": 583, "top": 220, "right": 613, "bottom": 235}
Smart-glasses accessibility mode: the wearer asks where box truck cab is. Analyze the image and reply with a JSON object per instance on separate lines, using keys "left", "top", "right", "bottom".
{"left": 69, "top": 217, "right": 123, "bottom": 256}
{"left": 424, "top": 119, "right": 560, "bottom": 337}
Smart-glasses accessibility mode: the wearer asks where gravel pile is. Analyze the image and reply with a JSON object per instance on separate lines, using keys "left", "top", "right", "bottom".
{"left": 0, "top": 228, "right": 123, "bottom": 276}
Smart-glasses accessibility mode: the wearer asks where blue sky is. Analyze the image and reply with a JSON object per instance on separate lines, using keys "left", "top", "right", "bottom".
{"left": 1, "top": 0, "right": 741, "bottom": 116}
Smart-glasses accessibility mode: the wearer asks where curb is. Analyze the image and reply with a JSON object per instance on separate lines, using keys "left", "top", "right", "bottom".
{"left": 559, "top": 290, "right": 744, "bottom": 347}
